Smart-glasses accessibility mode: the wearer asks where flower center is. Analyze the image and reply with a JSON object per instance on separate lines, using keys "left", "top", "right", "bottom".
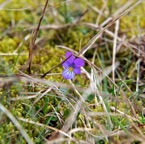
{"left": 69, "top": 67, "right": 74, "bottom": 72}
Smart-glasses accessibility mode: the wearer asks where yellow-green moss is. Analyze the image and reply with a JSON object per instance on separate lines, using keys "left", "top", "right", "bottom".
{"left": 1, "top": 0, "right": 145, "bottom": 143}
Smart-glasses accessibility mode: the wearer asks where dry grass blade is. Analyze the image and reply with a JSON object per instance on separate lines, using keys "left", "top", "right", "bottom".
{"left": 112, "top": 20, "right": 120, "bottom": 81}
{"left": 28, "top": 0, "right": 49, "bottom": 74}
{"left": 110, "top": 106, "right": 140, "bottom": 123}
{"left": 26, "top": 8, "right": 88, "bottom": 31}
{"left": 1, "top": 1, "right": 145, "bottom": 143}
{"left": 0, "top": 53, "right": 27, "bottom": 56}
{"left": 78, "top": 0, "right": 143, "bottom": 56}
{"left": 0, "top": 103, "right": 34, "bottom": 144}
{"left": 0, "top": 0, "right": 12, "bottom": 10}
{"left": 49, "top": 62, "right": 120, "bottom": 141}
{"left": 18, "top": 117, "right": 76, "bottom": 142}
{"left": 61, "top": 87, "right": 94, "bottom": 132}
{"left": 80, "top": 22, "right": 145, "bottom": 56}
{"left": 57, "top": 45, "right": 120, "bottom": 84}
{"left": 100, "top": 1, "right": 135, "bottom": 27}
{"left": 33, "top": 87, "right": 52, "bottom": 105}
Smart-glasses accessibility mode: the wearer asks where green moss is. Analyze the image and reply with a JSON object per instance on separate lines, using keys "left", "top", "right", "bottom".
{"left": 1, "top": 0, "right": 145, "bottom": 143}
{"left": 0, "top": 37, "right": 18, "bottom": 52}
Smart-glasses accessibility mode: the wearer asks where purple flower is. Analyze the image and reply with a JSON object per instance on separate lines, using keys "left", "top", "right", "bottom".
{"left": 62, "top": 52, "right": 85, "bottom": 79}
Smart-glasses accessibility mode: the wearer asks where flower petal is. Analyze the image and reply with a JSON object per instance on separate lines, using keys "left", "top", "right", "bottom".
{"left": 74, "top": 58, "right": 85, "bottom": 67}
{"left": 62, "top": 61, "right": 70, "bottom": 68}
{"left": 66, "top": 52, "right": 75, "bottom": 64}
{"left": 62, "top": 68, "right": 75, "bottom": 79}
{"left": 66, "top": 52, "right": 73, "bottom": 58}
{"left": 74, "top": 67, "right": 81, "bottom": 74}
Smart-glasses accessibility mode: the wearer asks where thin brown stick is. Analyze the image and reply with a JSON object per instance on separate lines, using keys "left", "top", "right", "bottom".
{"left": 41, "top": 54, "right": 73, "bottom": 78}
{"left": 28, "top": 0, "right": 49, "bottom": 74}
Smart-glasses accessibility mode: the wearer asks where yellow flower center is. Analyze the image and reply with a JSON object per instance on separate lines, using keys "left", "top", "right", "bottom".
{"left": 69, "top": 67, "right": 74, "bottom": 72}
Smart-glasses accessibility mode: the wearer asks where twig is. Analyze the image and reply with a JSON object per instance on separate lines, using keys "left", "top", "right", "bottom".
{"left": 28, "top": 0, "right": 49, "bottom": 74}
{"left": 41, "top": 54, "right": 73, "bottom": 78}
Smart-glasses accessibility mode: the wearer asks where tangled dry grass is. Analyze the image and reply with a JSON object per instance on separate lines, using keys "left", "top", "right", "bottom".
{"left": 0, "top": 0, "right": 145, "bottom": 144}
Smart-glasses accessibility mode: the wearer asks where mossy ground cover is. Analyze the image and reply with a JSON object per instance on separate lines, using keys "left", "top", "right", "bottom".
{"left": 0, "top": 0, "right": 145, "bottom": 144}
